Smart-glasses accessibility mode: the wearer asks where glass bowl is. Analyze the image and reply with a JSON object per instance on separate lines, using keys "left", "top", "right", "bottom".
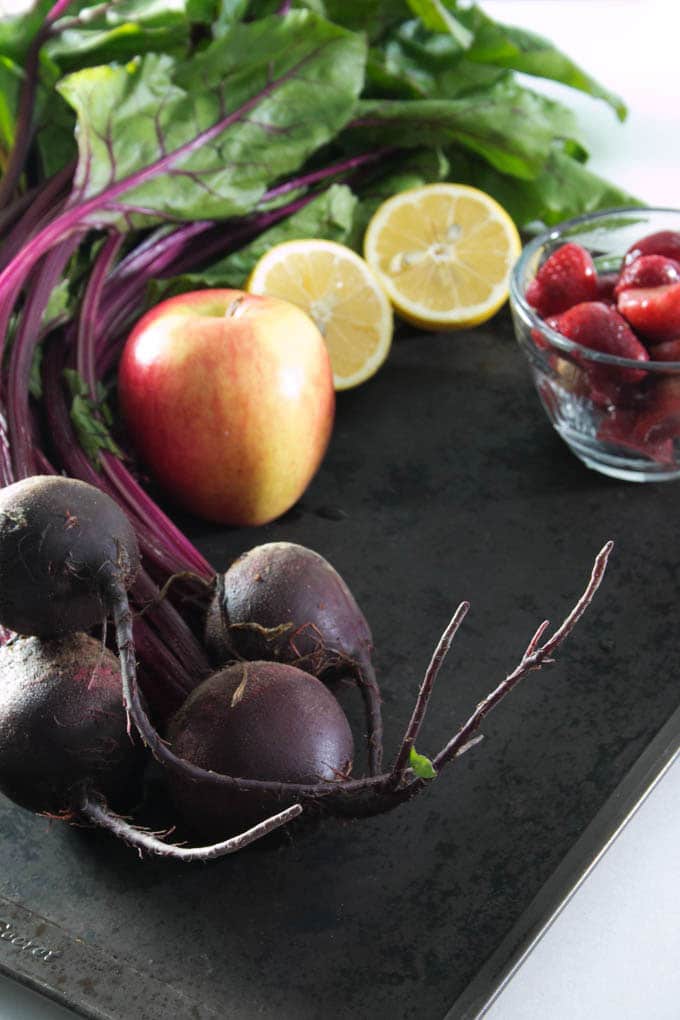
{"left": 510, "top": 207, "right": 680, "bottom": 482}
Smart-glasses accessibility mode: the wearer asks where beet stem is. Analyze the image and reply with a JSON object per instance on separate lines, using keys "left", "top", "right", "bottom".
{"left": 430, "top": 542, "right": 614, "bottom": 772}
{"left": 77, "top": 230, "right": 124, "bottom": 392}
{"left": 80, "top": 793, "right": 302, "bottom": 861}
{"left": 389, "top": 600, "right": 470, "bottom": 784}
{"left": 146, "top": 570, "right": 215, "bottom": 610}
{"left": 8, "top": 236, "right": 83, "bottom": 477}
{"left": 356, "top": 658, "right": 384, "bottom": 776}
{"left": 338, "top": 543, "right": 613, "bottom": 817}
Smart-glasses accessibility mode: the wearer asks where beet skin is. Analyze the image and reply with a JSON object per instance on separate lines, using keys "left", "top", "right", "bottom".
{"left": 206, "top": 541, "right": 373, "bottom": 678}
{"left": 167, "top": 660, "right": 354, "bottom": 838}
{"left": 0, "top": 632, "right": 145, "bottom": 816}
{"left": 0, "top": 475, "right": 139, "bottom": 638}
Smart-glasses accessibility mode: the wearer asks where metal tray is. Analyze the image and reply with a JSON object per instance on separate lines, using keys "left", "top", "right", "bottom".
{"left": 2, "top": 315, "right": 679, "bottom": 1020}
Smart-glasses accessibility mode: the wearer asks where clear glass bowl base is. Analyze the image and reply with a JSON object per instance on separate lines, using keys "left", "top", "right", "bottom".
{"left": 557, "top": 428, "right": 680, "bottom": 483}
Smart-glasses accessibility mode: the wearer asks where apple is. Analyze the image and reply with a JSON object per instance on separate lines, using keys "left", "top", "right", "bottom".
{"left": 117, "top": 289, "right": 335, "bottom": 526}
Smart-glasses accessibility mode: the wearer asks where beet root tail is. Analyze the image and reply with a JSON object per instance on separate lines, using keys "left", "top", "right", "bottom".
{"left": 80, "top": 792, "right": 302, "bottom": 861}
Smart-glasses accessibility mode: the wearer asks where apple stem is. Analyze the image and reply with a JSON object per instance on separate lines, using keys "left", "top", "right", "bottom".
{"left": 226, "top": 295, "right": 247, "bottom": 318}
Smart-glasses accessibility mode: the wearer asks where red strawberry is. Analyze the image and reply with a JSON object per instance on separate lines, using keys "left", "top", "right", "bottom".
{"left": 525, "top": 242, "right": 597, "bottom": 317}
{"left": 646, "top": 337, "right": 680, "bottom": 362}
{"left": 594, "top": 271, "right": 618, "bottom": 303}
{"left": 548, "top": 301, "right": 649, "bottom": 384}
{"left": 631, "top": 377, "right": 680, "bottom": 448}
{"left": 614, "top": 254, "right": 680, "bottom": 298}
{"left": 597, "top": 408, "right": 675, "bottom": 465}
{"left": 530, "top": 326, "right": 550, "bottom": 351}
{"left": 624, "top": 229, "right": 680, "bottom": 266}
{"left": 617, "top": 282, "right": 680, "bottom": 342}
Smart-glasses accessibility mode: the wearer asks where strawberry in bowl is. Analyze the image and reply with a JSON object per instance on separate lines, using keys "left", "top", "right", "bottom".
{"left": 510, "top": 208, "right": 680, "bottom": 482}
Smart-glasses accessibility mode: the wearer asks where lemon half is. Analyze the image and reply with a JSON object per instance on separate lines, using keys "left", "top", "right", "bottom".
{"left": 247, "top": 239, "right": 393, "bottom": 390}
{"left": 363, "top": 183, "right": 521, "bottom": 331}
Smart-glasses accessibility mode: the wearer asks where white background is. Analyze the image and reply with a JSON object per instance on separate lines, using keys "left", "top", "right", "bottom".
{"left": 481, "top": 752, "right": 680, "bottom": 1019}
{"left": 2, "top": 1, "right": 680, "bottom": 1017}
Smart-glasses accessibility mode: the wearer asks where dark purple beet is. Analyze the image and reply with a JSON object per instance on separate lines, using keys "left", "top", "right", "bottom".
{"left": 206, "top": 542, "right": 372, "bottom": 675}
{"left": 167, "top": 660, "right": 354, "bottom": 838}
{"left": 205, "top": 542, "right": 383, "bottom": 772}
{"left": 0, "top": 632, "right": 145, "bottom": 816}
{"left": 0, "top": 475, "right": 139, "bottom": 638}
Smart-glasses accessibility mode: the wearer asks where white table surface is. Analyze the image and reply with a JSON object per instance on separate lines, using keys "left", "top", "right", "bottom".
{"left": 1, "top": 1, "right": 679, "bottom": 1017}
{"left": 481, "top": 750, "right": 680, "bottom": 1019}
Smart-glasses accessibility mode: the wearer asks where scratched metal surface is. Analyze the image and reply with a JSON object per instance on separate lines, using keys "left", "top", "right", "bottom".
{"left": 1, "top": 314, "right": 680, "bottom": 1020}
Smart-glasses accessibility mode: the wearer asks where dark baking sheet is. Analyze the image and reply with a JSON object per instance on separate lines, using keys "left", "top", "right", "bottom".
{"left": 2, "top": 312, "right": 680, "bottom": 1020}
{"left": 448, "top": 702, "right": 680, "bottom": 1018}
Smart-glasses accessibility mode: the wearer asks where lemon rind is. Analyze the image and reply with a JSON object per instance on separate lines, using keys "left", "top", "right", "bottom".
{"left": 247, "top": 238, "right": 394, "bottom": 390}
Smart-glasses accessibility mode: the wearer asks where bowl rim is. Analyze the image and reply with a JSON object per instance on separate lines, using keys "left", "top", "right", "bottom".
{"left": 510, "top": 205, "right": 680, "bottom": 374}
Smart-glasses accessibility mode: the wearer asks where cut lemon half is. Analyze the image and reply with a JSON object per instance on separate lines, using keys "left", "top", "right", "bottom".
{"left": 247, "top": 239, "right": 393, "bottom": 390}
{"left": 363, "top": 183, "right": 521, "bottom": 331}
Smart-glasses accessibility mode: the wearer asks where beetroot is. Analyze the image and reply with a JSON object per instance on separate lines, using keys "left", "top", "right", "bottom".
{"left": 0, "top": 632, "right": 143, "bottom": 816}
{"left": 0, "top": 478, "right": 303, "bottom": 858}
{"left": 0, "top": 475, "right": 139, "bottom": 638}
{"left": 116, "top": 545, "right": 613, "bottom": 837}
{"left": 206, "top": 542, "right": 383, "bottom": 773}
{"left": 167, "top": 661, "right": 354, "bottom": 837}
{"left": 0, "top": 632, "right": 301, "bottom": 859}
{"left": 0, "top": 481, "right": 611, "bottom": 850}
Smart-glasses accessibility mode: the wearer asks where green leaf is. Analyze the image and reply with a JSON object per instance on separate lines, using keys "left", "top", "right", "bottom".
{"left": 46, "top": 0, "right": 197, "bottom": 71}
{"left": 63, "top": 368, "right": 124, "bottom": 469}
{"left": 347, "top": 79, "right": 580, "bottom": 181}
{"left": 0, "top": 57, "right": 22, "bottom": 167}
{"left": 43, "top": 277, "right": 72, "bottom": 326}
{"left": 449, "top": 144, "right": 642, "bottom": 230}
{"left": 459, "top": 3, "right": 626, "bottom": 121}
{"left": 28, "top": 346, "right": 43, "bottom": 401}
{"left": 56, "top": 11, "right": 366, "bottom": 231}
{"left": 406, "top": 0, "right": 472, "bottom": 48}
{"left": 212, "top": 0, "right": 250, "bottom": 35}
{"left": 280, "top": 1, "right": 409, "bottom": 40}
{"left": 368, "top": 20, "right": 508, "bottom": 100}
{"left": 34, "top": 89, "right": 78, "bottom": 178}
{"left": 409, "top": 747, "right": 437, "bottom": 780}
{"left": 156, "top": 183, "right": 359, "bottom": 296}
{"left": 0, "top": 0, "right": 52, "bottom": 63}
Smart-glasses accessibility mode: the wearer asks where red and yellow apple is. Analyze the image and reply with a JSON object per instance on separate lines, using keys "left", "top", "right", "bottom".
{"left": 118, "top": 289, "right": 335, "bottom": 526}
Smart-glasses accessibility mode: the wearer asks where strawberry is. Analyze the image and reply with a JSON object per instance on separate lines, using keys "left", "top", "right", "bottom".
{"left": 630, "top": 377, "right": 680, "bottom": 449}
{"left": 594, "top": 271, "right": 618, "bottom": 303}
{"left": 548, "top": 301, "right": 649, "bottom": 384}
{"left": 624, "top": 229, "right": 680, "bottom": 266}
{"left": 617, "top": 282, "right": 680, "bottom": 342}
{"left": 646, "top": 337, "right": 680, "bottom": 362}
{"left": 525, "top": 242, "right": 597, "bottom": 317}
{"left": 530, "top": 326, "right": 550, "bottom": 351}
{"left": 597, "top": 408, "right": 675, "bottom": 465}
{"left": 614, "top": 254, "right": 680, "bottom": 298}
